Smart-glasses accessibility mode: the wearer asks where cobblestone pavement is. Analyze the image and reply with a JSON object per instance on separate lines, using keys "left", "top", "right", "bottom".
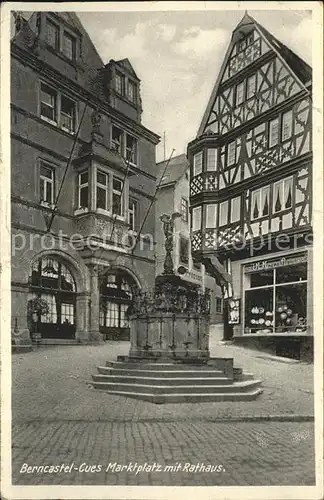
{"left": 11, "top": 340, "right": 314, "bottom": 423}
{"left": 10, "top": 341, "right": 316, "bottom": 486}
{"left": 12, "top": 421, "right": 314, "bottom": 485}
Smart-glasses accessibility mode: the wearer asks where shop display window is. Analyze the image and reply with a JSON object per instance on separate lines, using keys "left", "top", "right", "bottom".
{"left": 244, "top": 259, "right": 307, "bottom": 334}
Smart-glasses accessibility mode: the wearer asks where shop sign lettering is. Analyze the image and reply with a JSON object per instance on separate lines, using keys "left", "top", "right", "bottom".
{"left": 244, "top": 254, "right": 307, "bottom": 273}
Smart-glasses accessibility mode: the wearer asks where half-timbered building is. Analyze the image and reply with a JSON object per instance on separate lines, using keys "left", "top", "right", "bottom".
{"left": 187, "top": 13, "right": 312, "bottom": 360}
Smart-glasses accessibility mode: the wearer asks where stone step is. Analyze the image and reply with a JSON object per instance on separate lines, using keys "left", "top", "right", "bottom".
{"left": 99, "top": 366, "right": 224, "bottom": 378}
{"left": 89, "top": 387, "right": 263, "bottom": 403}
{"left": 91, "top": 379, "right": 261, "bottom": 395}
{"left": 93, "top": 373, "right": 233, "bottom": 386}
{"left": 106, "top": 360, "right": 216, "bottom": 371}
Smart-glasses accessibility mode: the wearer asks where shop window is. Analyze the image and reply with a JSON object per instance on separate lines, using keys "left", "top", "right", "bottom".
{"left": 219, "top": 201, "right": 228, "bottom": 227}
{"left": 207, "top": 149, "right": 217, "bottom": 170}
{"left": 78, "top": 170, "right": 89, "bottom": 209}
{"left": 244, "top": 257, "right": 307, "bottom": 334}
{"left": 96, "top": 170, "right": 109, "bottom": 210}
{"left": 246, "top": 74, "right": 256, "bottom": 99}
{"left": 181, "top": 198, "right": 189, "bottom": 222}
{"left": 179, "top": 236, "right": 189, "bottom": 265}
{"left": 193, "top": 152, "right": 203, "bottom": 177}
{"left": 40, "top": 163, "right": 55, "bottom": 205}
{"left": 206, "top": 204, "right": 217, "bottom": 228}
{"left": 192, "top": 206, "right": 201, "bottom": 231}
{"left": 273, "top": 177, "right": 293, "bottom": 214}
{"left": 230, "top": 196, "right": 241, "bottom": 223}
{"left": 28, "top": 257, "right": 76, "bottom": 339}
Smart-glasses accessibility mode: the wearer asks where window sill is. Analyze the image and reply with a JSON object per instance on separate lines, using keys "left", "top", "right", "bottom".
{"left": 74, "top": 208, "right": 89, "bottom": 216}
{"left": 40, "top": 116, "right": 76, "bottom": 137}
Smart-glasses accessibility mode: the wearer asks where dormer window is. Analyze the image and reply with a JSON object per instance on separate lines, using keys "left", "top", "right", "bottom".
{"left": 115, "top": 72, "right": 125, "bottom": 95}
{"left": 114, "top": 69, "right": 137, "bottom": 105}
{"left": 127, "top": 80, "right": 136, "bottom": 104}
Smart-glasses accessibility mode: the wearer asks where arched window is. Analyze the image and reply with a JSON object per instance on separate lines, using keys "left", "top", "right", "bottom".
{"left": 28, "top": 257, "right": 76, "bottom": 339}
{"left": 99, "top": 271, "right": 137, "bottom": 340}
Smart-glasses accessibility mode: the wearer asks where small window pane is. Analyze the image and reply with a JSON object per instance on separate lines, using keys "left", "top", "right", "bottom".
{"left": 127, "top": 81, "right": 136, "bottom": 103}
{"left": 282, "top": 110, "right": 293, "bottom": 141}
{"left": 40, "top": 85, "right": 57, "bottom": 122}
{"left": 236, "top": 82, "right": 244, "bottom": 105}
{"left": 206, "top": 204, "right": 217, "bottom": 228}
{"left": 46, "top": 20, "right": 59, "bottom": 50}
{"left": 63, "top": 32, "right": 75, "bottom": 60}
{"left": 61, "top": 96, "right": 75, "bottom": 133}
{"left": 116, "top": 72, "right": 125, "bottom": 94}
{"left": 80, "top": 171, "right": 88, "bottom": 185}
{"left": 113, "top": 177, "right": 123, "bottom": 192}
{"left": 112, "top": 193, "right": 122, "bottom": 215}
{"left": 246, "top": 74, "right": 256, "bottom": 99}
{"left": 192, "top": 206, "right": 201, "bottom": 231}
{"left": 231, "top": 196, "right": 241, "bottom": 223}
{"left": 97, "top": 186, "right": 107, "bottom": 210}
{"left": 276, "top": 263, "right": 307, "bottom": 284}
{"left": 193, "top": 152, "right": 203, "bottom": 177}
{"left": 80, "top": 186, "right": 88, "bottom": 208}
{"left": 112, "top": 126, "right": 123, "bottom": 152}
{"left": 219, "top": 201, "right": 228, "bottom": 226}
{"left": 40, "top": 165, "right": 53, "bottom": 179}
{"left": 250, "top": 270, "right": 274, "bottom": 288}
{"left": 97, "top": 171, "right": 107, "bottom": 186}
{"left": 207, "top": 149, "right": 217, "bottom": 170}
{"left": 269, "top": 118, "right": 279, "bottom": 147}
{"left": 227, "top": 141, "right": 236, "bottom": 166}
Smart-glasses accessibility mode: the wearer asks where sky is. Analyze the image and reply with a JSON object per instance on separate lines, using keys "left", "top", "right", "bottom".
{"left": 76, "top": 7, "right": 312, "bottom": 162}
{"left": 18, "top": 6, "right": 313, "bottom": 163}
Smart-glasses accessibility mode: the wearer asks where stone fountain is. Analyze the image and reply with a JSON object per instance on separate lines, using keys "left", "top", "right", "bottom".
{"left": 128, "top": 212, "right": 210, "bottom": 361}
{"left": 91, "top": 213, "right": 262, "bottom": 403}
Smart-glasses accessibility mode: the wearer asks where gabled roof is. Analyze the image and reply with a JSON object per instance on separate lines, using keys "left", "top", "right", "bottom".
{"left": 156, "top": 154, "right": 189, "bottom": 187}
{"left": 114, "top": 58, "right": 140, "bottom": 80}
{"left": 198, "top": 12, "right": 312, "bottom": 136}
{"left": 255, "top": 21, "right": 312, "bottom": 84}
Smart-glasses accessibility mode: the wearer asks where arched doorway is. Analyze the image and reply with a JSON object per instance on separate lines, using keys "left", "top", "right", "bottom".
{"left": 99, "top": 270, "right": 137, "bottom": 340}
{"left": 28, "top": 256, "right": 77, "bottom": 339}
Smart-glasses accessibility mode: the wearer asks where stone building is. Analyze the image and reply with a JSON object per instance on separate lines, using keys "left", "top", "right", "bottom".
{"left": 11, "top": 11, "right": 159, "bottom": 345}
{"left": 187, "top": 13, "right": 312, "bottom": 359}
{"left": 155, "top": 154, "right": 223, "bottom": 325}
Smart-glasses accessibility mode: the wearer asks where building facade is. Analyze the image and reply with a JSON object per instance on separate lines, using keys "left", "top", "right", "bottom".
{"left": 187, "top": 13, "right": 312, "bottom": 360}
{"left": 11, "top": 12, "right": 160, "bottom": 345}
{"left": 155, "top": 154, "right": 223, "bottom": 325}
